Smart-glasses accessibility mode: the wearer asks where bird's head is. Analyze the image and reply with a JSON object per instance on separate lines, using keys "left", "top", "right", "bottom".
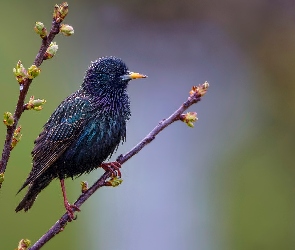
{"left": 82, "top": 56, "right": 147, "bottom": 94}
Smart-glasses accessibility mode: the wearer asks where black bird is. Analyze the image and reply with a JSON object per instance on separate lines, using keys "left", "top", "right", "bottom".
{"left": 15, "top": 56, "right": 147, "bottom": 219}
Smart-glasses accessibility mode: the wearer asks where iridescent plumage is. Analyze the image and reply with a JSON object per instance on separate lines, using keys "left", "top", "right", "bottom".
{"left": 16, "top": 57, "right": 146, "bottom": 216}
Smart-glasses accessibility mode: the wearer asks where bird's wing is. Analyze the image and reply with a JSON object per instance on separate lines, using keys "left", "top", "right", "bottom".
{"left": 19, "top": 94, "right": 95, "bottom": 190}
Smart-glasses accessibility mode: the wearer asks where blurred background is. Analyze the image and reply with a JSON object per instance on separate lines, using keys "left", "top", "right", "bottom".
{"left": 1, "top": 0, "right": 295, "bottom": 249}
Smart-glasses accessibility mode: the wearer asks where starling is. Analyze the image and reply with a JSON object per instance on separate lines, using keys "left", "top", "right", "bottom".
{"left": 15, "top": 56, "right": 147, "bottom": 219}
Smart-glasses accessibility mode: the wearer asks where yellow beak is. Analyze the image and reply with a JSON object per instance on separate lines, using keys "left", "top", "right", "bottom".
{"left": 121, "top": 71, "right": 147, "bottom": 80}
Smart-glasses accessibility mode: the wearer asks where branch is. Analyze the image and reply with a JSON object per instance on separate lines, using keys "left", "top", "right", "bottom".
{"left": 0, "top": 2, "right": 72, "bottom": 186}
{"left": 28, "top": 82, "right": 209, "bottom": 250}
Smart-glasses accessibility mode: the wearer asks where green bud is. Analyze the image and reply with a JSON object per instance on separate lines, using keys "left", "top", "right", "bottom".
{"left": 60, "top": 24, "right": 74, "bottom": 36}
{"left": 180, "top": 112, "right": 198, "bottom": 128}
{"left": 17, "top": 239, "right": 31, "bottom": 250}
{"left": 3, "top": 112, "right": 14, "bottom": 126}
{"left": 189, "top": 81, "right": 209, "bottom": 97}
{"left": 26, "top": 96, "right": 46, "bottom": 111}
{"left": 27, "top": 65, "right": 41, "bottom": 79}
{"left": 32, "top": 98, "right": 46, "bottom": 107}
{"left": 33, "top": 106, "right": 42, "bottom": 111}
{"left": 34, "top": 22, "right": 47, "bottom": 39}
{"left": 203, "top": 81, "right": 209, "bottom": 89}
{"left": 11, "top": 126, "right": 22, "bottom": 149}
{"left": 44, "top": 42, "right": 58, "bottom": 60}
{"left": 105, "top": 176, "right": 123, "bottom": 187}
{"left": 53, "top": 2, "right": 69, "bottom": 23}
{"left": 187, "top": 121, "right": 194, "bottom": 128}
{"left": 81, "top": 181, "right": 88, "bottom": 193}
{"left": 13, "top": 60, "right": 28, "bottom": 83}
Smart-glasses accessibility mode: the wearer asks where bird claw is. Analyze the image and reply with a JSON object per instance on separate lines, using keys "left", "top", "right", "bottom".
{"left": 65, "top": 202, "right": 80, "bottom": 221}
{"left": 100, "top": 161, "right": 121, "bottom": 178}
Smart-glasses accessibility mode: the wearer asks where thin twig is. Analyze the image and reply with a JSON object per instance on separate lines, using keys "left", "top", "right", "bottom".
{"left": 28, "top": 82, "right": 209, "bottom": 250}
{"left": 0, "top": 11, "right": 62, "bottom": 177}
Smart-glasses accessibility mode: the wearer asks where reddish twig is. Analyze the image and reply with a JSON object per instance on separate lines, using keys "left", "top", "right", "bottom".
{"left": 28, "top": 82, "right": 209, "bottom": 250}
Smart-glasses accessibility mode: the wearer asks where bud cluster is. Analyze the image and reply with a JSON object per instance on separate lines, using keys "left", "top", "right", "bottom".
{"left": 17, "top": 239, "right": 31, "bottom": 250}
{"left": 13, "top": 61, "right": 27, "bottom": 84}
{"left": 13, "top": 61, "right": 40, "bottom": 84}
{"left": 180, "top": 112, "right": 198, "bottom": 128}
{"left": 25, "top": 96, "right": 46, "bottom": 111}
{"left": 53, "top": 2, "right": 69, "bottom": 23}
{"left": 189, "top": 81, "right": 209, "bottom": 97}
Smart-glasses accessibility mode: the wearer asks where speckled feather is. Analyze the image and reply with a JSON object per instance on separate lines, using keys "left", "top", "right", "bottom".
{"left": 15, "top": 57, "right": 132, "bottom": 212}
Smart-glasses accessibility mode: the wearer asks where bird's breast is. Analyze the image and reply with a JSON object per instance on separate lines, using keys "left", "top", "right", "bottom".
{"left": 57, "top": 115, "right": 127, "bottom": 177}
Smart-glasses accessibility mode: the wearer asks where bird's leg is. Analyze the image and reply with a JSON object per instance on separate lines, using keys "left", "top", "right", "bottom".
{"left": 60, "top": 179, "right": 80, "bottom": 221}
{"left": 100, "top": 161, "right": 122, "bottom": 178}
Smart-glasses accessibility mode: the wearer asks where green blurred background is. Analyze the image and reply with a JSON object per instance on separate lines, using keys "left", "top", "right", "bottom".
{"left": 1, "top": 0, "right": 295, "bottom": 249}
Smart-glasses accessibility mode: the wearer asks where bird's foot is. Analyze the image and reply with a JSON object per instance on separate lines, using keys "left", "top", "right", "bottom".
{"left": 64, "top": 202, "right": 80, "bottom": 221}
{"left": 100, "top": 161, "right": 121, "bottom": 178}
{"left": 60, "top": 179, "right": 80, "bottom": 221}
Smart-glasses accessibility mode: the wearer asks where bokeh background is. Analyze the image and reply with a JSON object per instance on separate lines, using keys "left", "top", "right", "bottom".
{"left": 1, "top": 0, "right": 295, "bottom": 249}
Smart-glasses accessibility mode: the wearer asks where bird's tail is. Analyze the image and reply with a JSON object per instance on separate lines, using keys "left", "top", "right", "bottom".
{"left": 15, "top": 174, "right": 53, "bottom": 212}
